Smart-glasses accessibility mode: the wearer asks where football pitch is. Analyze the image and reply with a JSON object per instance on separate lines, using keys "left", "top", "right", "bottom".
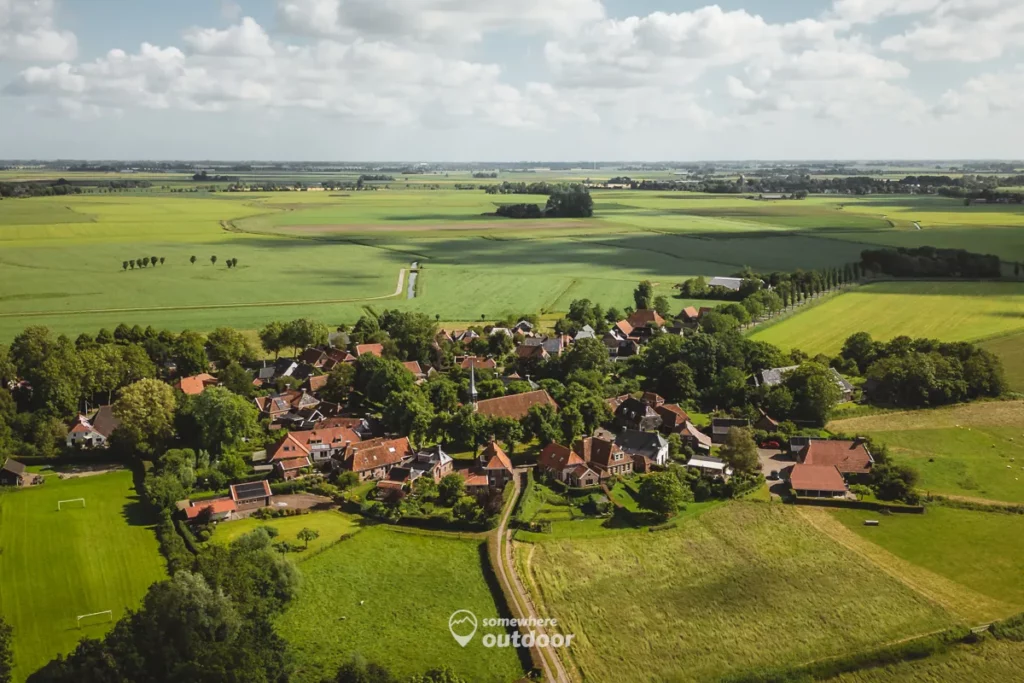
{"left": 0, "top": 468, "right": 167, "bottom": 680}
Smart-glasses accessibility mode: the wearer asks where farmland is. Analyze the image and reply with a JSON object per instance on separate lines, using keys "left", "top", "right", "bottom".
{"left": 0, "top": 469, "right": 167, "bottom": 681}
{"left": 824, "top": 640, "right": 1024, "bottom": 683}
{"left": 210, "top": 509, "right": 359, "bottom": 557}
{"left": 516, "top": 503, "right": 956, "bottom": 683}
{"left": 829, "top": 401, "right": 1024, "bottom": 503}
{"left": 2, "top": 177, "right": 1023, "bottom": 340}
{"left": 275, "top": 525, "right": 524, "bottom": 683}
{"left": 749, "top": 281, "right": 1024, "bottom": 356}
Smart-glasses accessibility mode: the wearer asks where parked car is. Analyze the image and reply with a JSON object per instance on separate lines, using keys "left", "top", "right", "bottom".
{"left": 768, "top": 470, "right": 779, "bottom": 481}
{"left": 760, "top": 440, "right": 781, "bottom": 449}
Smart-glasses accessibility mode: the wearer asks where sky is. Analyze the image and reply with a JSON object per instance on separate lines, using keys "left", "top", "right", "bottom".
{"left": 0, "top": 0, "right": 1022, "bottom": 161}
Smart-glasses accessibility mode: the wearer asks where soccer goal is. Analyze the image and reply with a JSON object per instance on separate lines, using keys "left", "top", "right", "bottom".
{"left": 57, "top": 498, "right": 86, "bottom": 510}
{"left": 77, "top": 610, "right": 113, "bottom": 628}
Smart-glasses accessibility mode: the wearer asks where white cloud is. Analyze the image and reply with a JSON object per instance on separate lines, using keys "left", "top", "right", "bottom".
{"left": 932, "top": 67, "right": 1024, "bottom": 116}
{"left": 184, "top": 17, "right": 275, "bottom": 57}
{"left": 0, "top": 0, "right": 77, "bottom": 61}
{"left": 276, "top": 0, "right": 605, "bottom": 43}
{"left": 830, "top": 0, "right": 942, "bottom": 24}
{"left": 881, "top": 0, "right": 1024, "bottom": 61}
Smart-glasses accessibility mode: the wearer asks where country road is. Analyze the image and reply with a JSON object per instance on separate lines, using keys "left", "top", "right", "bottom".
{"left": 493, "top": 469, "right": 571, "bottom": 683}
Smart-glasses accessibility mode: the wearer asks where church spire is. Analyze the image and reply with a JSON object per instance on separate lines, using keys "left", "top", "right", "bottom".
{"left": 469, "top": 361, "right": 478, "bottom": 408}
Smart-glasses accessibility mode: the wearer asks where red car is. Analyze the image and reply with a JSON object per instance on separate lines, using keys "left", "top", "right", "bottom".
{"left": 760, "top": 440, "right": 781, "bottom": 449}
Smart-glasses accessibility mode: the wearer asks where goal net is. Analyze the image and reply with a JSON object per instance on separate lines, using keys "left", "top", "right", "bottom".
{"left": 77, "top": 610, "right": 113, "bottom": 628}
{"left": 57, "top": 498, "right": 86, "bottom": 510}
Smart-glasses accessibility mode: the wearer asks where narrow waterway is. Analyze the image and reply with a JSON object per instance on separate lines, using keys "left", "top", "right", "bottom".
{"left": 407, "top": 262, "right": 418, "bottom": 299}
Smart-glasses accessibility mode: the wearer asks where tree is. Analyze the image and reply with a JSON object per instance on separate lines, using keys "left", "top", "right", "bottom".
{"left": 560, "top": 337, "right": 609, "bottom": 376}
{"left": 283, "top": 318, "right": 329, "bottom": 355}
{"left": 190, "top": 255, "right": 197, "bottom": 265}
{"left": 719, "top": 427, "right": 760, "bottom": 475}
{"left": 653, "top": 295, "right": 671, "bottom": 317}
{"left": 382, "top": 390, "right": 435, "bottom": 445}
{"left": 186, "top": 386, "right": 260, "bottom": 455}
{"left": 522, "top": 403, "right": 561, "bottom": 445}
{"left": 872, "top": 462, "right": 919, "bottom": 503}
{"left": 258, "top": 321, "right": 286, "bottom": 358}
{"left": 636, "top": 471, "right": 689, "bottom": 519}
{"left": 174, "top": 330, "right": 208, "bottom": 376}
{"left": 206, "top": 327, "right": 256, "bottom": 365}
{"left": 112, "top": 378, "right": 177, "bottom": 456}
{"left": 328, "top": 655, "right": 396, "bottom": 683}
{"left": 296, "top": 527, "right": 320, "bottom": 549}
{"left": 219, "top": 361, "right": 254, "bottom": 398}
{"left": 129, "top": 259, "right": 136, "bottom": 269}
{"left": 210, "top": 255, "right": 217, "bottom": 265}
{"left": 159, "top": 257, "right": 165, "bottom": 265}
{"left": 438, "top": 473, "right": 466, "bottom": 506}
{"left": 633, "top": 280, "right": 654, "bottom": 310}
{"left": 0, "top": 615, "right": 11, "bottom": 683}
{"left": 785, "top": 362, "right": 841, "bottom": 424}
{"left": 122, "top": 261, "right": 128, "bottom": 271}
{"left": 321, "top": 363, "right": 356, "bottom": 404}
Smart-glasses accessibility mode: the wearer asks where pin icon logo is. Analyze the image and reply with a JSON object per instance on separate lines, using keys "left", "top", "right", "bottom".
{"left": 448, "top": 610, "right": 478, "bottom": 647}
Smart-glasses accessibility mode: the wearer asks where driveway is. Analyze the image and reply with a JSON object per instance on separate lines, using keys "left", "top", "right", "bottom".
{"left": 757, "top": 448, "right": 795, "bottom": 480}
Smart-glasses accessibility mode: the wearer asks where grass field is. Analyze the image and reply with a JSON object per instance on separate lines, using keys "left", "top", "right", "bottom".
{"left": 824, "top": 640, "right": 1024, "bottom": 683}
{"left": 750, "top": 281, "right": 1024, "bottom": 356}
{"left": 0, "top": 469, "right": 167, "bottom": 680}
{"left": 829, "top": 401, "right": 1024, "bottom": 503}
{"left": 980, "top": 331, "right": 1024, "bottom": 392}
{"left": 517, "top": 503, "right": 956, "bottom": 683}
{"left": 210, "top": 510, "right": 359, "bottom": 557}
{"left": 275, "top": 526, "right": 524, "bottom": 683}
{"left": 827, "top": 507, "right": 1024, "bottom": 619}
{"left": 3, "top": 181, "right": 1023, "bottom": 340}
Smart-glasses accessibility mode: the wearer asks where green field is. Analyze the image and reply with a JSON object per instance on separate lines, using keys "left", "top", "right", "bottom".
{"left": 3, "top": 181, "right": 1023, "bottom": 340}
{"left": 830, "top": 401, "right": 1024, "bottom": 503}
{"left": 829, "top": 507, "right": 1024, "bottom": 618}
{"left": 210, "top": 509, "right": 359, "bottom": 557}
{"left": 824, "top": 640, "right": 1024, "bottom": 683}
{"left": 750, "top": 281, "right": 1024, "bottom": 356}
{"left": 517, "top": 503, "right": 956, "bottom": 683}
{"left": 980, "top": 331, "right": 1024, "bottom": 392}
{"left": 0, "top": 469, "right": 167, "bottom": 680}
{"left": 275, "top": 526, "right": 524, "bottom": 683}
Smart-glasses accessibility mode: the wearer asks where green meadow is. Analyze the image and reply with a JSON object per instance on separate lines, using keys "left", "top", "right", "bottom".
{"left": 824, "top": 640, "right": 1024, "bottom": 683}
{"left": 0, "top": 469, "right": 167, "bottom": 681}
{"left": 210, "top": 509, "right": 359, "bottom": 557}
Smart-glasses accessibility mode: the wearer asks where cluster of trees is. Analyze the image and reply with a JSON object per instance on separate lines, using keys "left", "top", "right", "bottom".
{"left": 190, "top": 171, "right": 238, "bottom": 182}
{"left": 483, "top": 181, "right": 564, "bottom": 195}
{"left": 0, "top": 178, "right": 152, "bottom": 198}
{"left": 122, "top": 256, "right": 166, "bottom": 270}
{"left": 472, "top": 172, "right": 498, "bottom": 178}
{"left": 860, "top": 247, "right": 1002, "bottom": 279}
{"left": 258, "top": 318, "right": 330, "bottom": 357}
{"left": 840, "top": 332, "right": 1005, "bottom": 407}
{"left": 677, "top": 265, "right": 861, "bottom": 304}
{"left": 493, "top": 185, "right": 594, "bottom": 219}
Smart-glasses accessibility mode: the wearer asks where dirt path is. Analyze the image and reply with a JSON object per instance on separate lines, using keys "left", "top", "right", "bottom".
{"left": 493, "top": 470, "right": 571, "bottom": 683}
{"left": 1, "top": 269, "right": 406, "bottom": 318}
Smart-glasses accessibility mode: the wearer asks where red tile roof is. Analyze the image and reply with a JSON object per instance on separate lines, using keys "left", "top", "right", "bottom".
{"left": 572, "top": 436, "right": 625, "bottom": 469}
{"left": 627, "top": 309, "right": 665, "bottom": 329}
{"left": 356, "top": 344, "right": 384, "bottom": 358}
{"left": 682, "top": 421, "right": 712, "bottom": 448}
{"left": 277, "top": 456, "right": 311, "bottom": 472}
{"left": 306, "top": 374, "right": 328, "bottom": 393}
{"left": 481, "top": 441, "right": 513, "bottom": 473}
{"left": 655, "top": 404, "right": 689, "bottom": 429}
{"left": 802, "top": 440, "right": 872, "bottom": 474}
{"left": 459, "top": 356, "right": 497, "bottom": 370}
{"left": 475, "top": 390, "right": 557, "bottom": 420}
{"left": 176, "top": 373, "right": 217, "bottom": 396}
{"left": 268, "top": 426, "right": 361, "bottom": 460}
{"left": 462, "top": 471, "right": 490, "bottom": 488}
{"left": 613, "top": 320, "right": 634, "bottom": 337}
{"left": 402, "top": 361, "right": 424, "bottom": 376}
{"left": 349, "top": 437, "right": 412, "bottom": 473}
{"left": 790, "top": 464, "right": 847, "bottom": 493}
{"left": 679, "top": 306, "right": 700, "bottom": 320}
{"left": 184, "top": 497, "right": 237, "bottom": 519}
{"left": 516, "top": 345, "right": 548, "bottom": 360}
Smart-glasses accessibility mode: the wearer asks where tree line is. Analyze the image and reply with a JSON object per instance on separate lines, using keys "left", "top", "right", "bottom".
{"left": 860, "top": 247, "right": 1002, "bottom": 278}
{"left": 494, "top": 185, "right": 594, "bottom": 219}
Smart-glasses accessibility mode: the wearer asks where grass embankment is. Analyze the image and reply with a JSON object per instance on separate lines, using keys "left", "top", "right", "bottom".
{"left": 275, "top": 525, "right": 524, "bottom": 683}
{"left": 0, "top": 470, "right": 167, "bottom": 680}
{"left": 518, "top": 503, "right": 955, "bottom": 682}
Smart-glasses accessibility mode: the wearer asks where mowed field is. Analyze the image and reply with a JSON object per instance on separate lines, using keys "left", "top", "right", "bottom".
{"left": 210, "top": 509, "right": 359, "bottom": 557}
{"left": 750, "top": 281, "right": 1024, "bottom": 356}
{"left": 516, "top": 503, "right": 956, "bottom": 683}
{"left": 829, "top": 401, "right": 1024, "bottom": 503}
{"left": 275, "top": 526, "right": 524, "bottom": 683}
{"left": 2, "top": 180, "right": 1022, "bottom": 340}
{"left": 0, "top": 469, "right": 167, "bottom": 680}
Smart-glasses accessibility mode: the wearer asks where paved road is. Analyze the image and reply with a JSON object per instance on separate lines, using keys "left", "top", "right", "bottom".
{"left": 494, "top": 470, "right": 571, "bottom": 683}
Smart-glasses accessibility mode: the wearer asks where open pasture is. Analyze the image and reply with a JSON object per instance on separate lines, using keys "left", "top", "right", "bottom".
{"left": 980, "top": 331, "right": 1024, "bottom": 392}
{"left": 0, "top": 469, "right": 167, "bottom": 681}
{"left": 750, "top": 281, "right": 1024, "bottom": 356}
{"left": 823, "top": 640, "right": 1024, "bottom": 683}
{"left": 275, "top": 525, "right": 524, "bottom": 683}
{"left": 516, "top": 503, "right": 956, "bottom": 683}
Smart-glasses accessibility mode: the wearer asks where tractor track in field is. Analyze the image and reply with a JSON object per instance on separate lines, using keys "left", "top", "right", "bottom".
{"left": 0, "top": 269, "right": 406, "bottom": 318}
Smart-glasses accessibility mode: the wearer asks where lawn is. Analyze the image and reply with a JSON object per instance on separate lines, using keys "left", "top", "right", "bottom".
{"left": 275, "top": 526, "right": 524, "bottom": 683}
{"left": 516, "top": 502, "right": 956, "bottom": 682}
{"left": 0, "top": 469, "right": 167, "bottom": 681}
{"left": 824, "top": 640, "right": 1024, "bottom": 682}
{"left": 750, "top": 281, "right": 1024, "bottom": 356}
{"left": 828, "top": 506, "right": 1024, "bottom": 619}
{"left": 210, "top": 509, "right": 359, "bottom": 557}
{"left": 829, "top": 401, "right": 1024, "bottom": 503}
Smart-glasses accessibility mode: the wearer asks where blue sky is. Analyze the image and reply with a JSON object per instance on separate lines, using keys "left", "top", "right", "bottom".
{"left": 1, "top": 0, "right": 1022, "bottom": 161}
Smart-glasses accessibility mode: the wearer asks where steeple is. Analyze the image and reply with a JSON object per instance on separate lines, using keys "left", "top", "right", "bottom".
{"left": 469, "top": 362, "right": 478, "bottom": 408}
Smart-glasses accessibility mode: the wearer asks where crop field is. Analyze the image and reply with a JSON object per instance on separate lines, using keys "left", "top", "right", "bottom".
{"left": 0, "top": 469, "right": 167, "bottom": 680}
{"left": 210, "top": 509, "right": 359, "bottom": 557}
{"left": 275, "top": 526, "right": 524, "bottom": 683}
{"left": 823, "top": 640, "right": 1024, "bottom": 683}
{"left": 826, "top": 507, "right": 1024, "bottom": 619}
{"left": 829, "top": 401, "right": 1024, "bottom": 503}
{"left": 750, "top": 281, "right": 1024, "bottom": 356}
{"left": 516, "top": 503, "right": 956, "bottom": 683}
{"left": 2, "top": 178, "right": 1023, "bottom": 340}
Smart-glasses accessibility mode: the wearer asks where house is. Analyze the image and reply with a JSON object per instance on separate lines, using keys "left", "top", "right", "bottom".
{"left": 346, "top": 437, "right": 414, "bottom": 481}
{"left": 230, "top": 480, "right": 272, "bottom": 510}
{"left": 708, "top": 276, "right": 744, "bottom": 291}
{"left": 789, "top": 435, "right": 819, "bottom": 455}
{"left": 574, "top": 325, "right": 596, "bottom": 341}
{"left": 322, "top": 348, "right": 356, "bottom": 370}
{"left": 182, "top": 497, "right": 237, "bottom": 524}
{"left": 409, "top": 446, "right": 454, "bottom": 483}
{"left": 606, "top": 394, "right": 631, "bottom": 412}
{"left": 566, "top": 464, "right": 601, "bottom": 488}
{"left": 458, "top": 356, "right": 497, "bottom": 371}
{"left": 573, "top": 436, "right": 633, "bottom": 477}
{"left": 474, "top": 390, "right": 557, "bottom": 421}
{"left": 685, "top": 454, "right": 732, "bottom": 478}
{"left": 677, "top": 306, "right": 701, "bottom": 325}
{"left": 756, "top": 366, "right": 854, "bottom": 403}
{"left": 710, "top": 417, "right": 750, "bottom": 444}
{"left": 66, "top": 405, "right": 120, "bottom": 449}
{"left": 513, "top": 320, "right": 534, "bottom": 335}
{"left": 799, "top": 439, "right": 873, "bottom": 480}
{"left": 680, "top": 421, "right": 713, "bottom": 451}
{"left": 461, "top": 470, "right": 492, "bottom": 495}
{"left": 255, "top": 389, "right": 321, "bottom": 423}
{"left": 516, "top": 344, "right": 549, "bottom": 363}
{"left": 541, "top": 335, "right": 572, "bottom": 358}
{"left": 537, "top": 443, "right": 586, "bottom": 483}
{"left": 479, "top": 441, "right": 514, "bottom": 489}
{"left": 655, "top": 404, "right": 690, "bottom": 434}
{"left": 0, "top": 458, "right": 31, "bottom": 487}
{"left": 614, "top": 430, "right": 670, "bottom": 467}
{"left": 175, "top": 373, "right": 218, "bottom": 395}
{"left": 754, "top": 409, "right": 780, "bottom": 433}
{"left": 298, "top": 347, "right": 329, "bottom": 368}
{"left": 356, "top": 344, "right": 384, "bottom": 358}
{"left": 614, "top": 395, "right": 664, "bottom": 432}
{"left": 626, "top": 309, "right": 665, "bottom": 330}
{"left": 789, "top": 464, "right": 848, "bottom": 498}
{"left": 608, "top": 320, "right": 634, "bottom": 342}
{"left": 402, "top": 361, "right": 426, "bottom": 381}
{"left": 266, "top": 435, "right": 312, "bottom": 480}
{"left": 304, "top": 374, "right": 329, "bottom": 393}
{"left": 268, "top": 425, "right": 362, "bottom": 467}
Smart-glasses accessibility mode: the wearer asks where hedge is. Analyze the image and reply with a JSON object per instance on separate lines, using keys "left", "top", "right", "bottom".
{"left": 792, "top": 496, "right": 925, "bottom": 514}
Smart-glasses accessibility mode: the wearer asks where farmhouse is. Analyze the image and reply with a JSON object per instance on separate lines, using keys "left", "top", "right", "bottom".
{"left": 346, "top": 437, "right": 415, "bottom": 481}
{"left": 175, "top": 373, "right": 218, "bottom": 395}
{"left": 800, "top": 439, "right": 873, "bottom": 479}
{"left": 268, "top": 425, "right": 362, "bottom": 467}
{"left": 708, "top": 276, "right": 744, "bottom": 291}
{"left": 789, "top": 464, "right": 848, "bottom": 498}
{"left": 66, "top": 405, "right": 120, "bottom": 449}
{"left": 230, "top": 480, "right": 272, "bottom": 510}
{"left": 626, "top": 309, "right": 666, "bottom": 330}
{"left": 475, "top": 390, "right": 557, "bottom": 420}
{"left": 0, "top": 458, "right": 31, "bottom": 487}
